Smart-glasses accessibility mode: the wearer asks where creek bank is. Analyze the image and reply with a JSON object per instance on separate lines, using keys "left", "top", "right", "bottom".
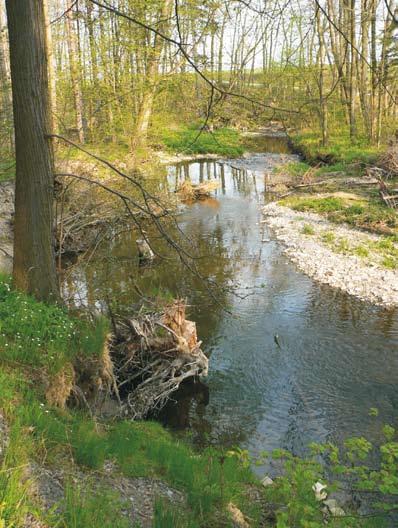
{"left": 262, "top": 202, "right": 398, "bottom": 308}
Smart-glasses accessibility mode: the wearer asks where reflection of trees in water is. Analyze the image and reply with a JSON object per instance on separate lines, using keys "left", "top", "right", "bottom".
{"left": 62, "top": 194, "right": 236, "bottom": 343}
{"left": 169, "top": 160, "right": 262, "bottom": 199}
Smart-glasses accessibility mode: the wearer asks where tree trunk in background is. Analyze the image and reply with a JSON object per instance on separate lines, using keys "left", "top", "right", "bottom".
{"left": 359, "top": 0, "right": 371, "bottom": 139}
{"left": 131, "top": 0, "right": 173, "bottom": 154}
{"left": 5, "top": 0, "right": 59, "bottom": 302}
{"left": 348, "top": 0, "right": 357, "bottom": 139}
{"left": 0, "top": 5, "right": 12, "bottom": 150}
{"left": 369, "top": 0, "right": 378, "bottom": 142}
{"left": 316, "top": 9, "right": 329, "bottom": 146}
{"left": 66, "top": 0, "right": 85, "bottom": 143}
{"left": 43, "top": 0, "right": 57, "bottom": 134}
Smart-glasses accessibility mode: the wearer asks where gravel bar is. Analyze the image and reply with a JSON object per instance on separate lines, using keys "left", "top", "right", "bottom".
{"left": 262, "top": 202, "right": 398, "bottom": 308}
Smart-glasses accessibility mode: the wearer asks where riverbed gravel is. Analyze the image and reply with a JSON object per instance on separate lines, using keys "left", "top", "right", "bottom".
{"left": 262, "top": 202, "right": 398, "bottom": 308}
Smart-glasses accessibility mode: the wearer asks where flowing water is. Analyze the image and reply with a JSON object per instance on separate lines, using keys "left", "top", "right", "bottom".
{"left": 63, "top": 136, "right": 398, "bottom": 464}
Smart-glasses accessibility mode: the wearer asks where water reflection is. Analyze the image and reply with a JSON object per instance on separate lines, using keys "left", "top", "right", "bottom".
{"left": 61, "top": 146, "right": 398, "bottom": 464}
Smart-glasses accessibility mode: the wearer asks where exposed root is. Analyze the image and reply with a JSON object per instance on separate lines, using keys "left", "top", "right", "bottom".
{"left": 112, "top": 300, "right": 208, "bottom": 420}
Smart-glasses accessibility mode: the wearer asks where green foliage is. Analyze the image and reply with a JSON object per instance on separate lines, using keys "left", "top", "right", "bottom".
{"left": 292, "top": 130, "right": 380, "bottom": 165}
{"left": 0, "top": 420, "right": 31, "bottom": 527}
{"left": 283, "top": 196, "right": 346, "bottom": 214}
{"left": 354, "top": 245, "right": 370, "bottom": 258}
{"left": 0, "top": 275, "right": 109, "bottom": 374}
{"left": 160, "top": 124, "right": 244, "bottom": 157}
{"left": 322, "top": 231, "right": 335, "bottom": 243}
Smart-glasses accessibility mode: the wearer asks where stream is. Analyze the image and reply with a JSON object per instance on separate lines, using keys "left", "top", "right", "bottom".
{"left": 62, "top": 135, "right": 398, "bottom": 465}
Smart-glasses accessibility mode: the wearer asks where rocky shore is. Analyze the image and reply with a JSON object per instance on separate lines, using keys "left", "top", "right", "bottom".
{"left": 262, "top": 202, "right": 398, "bottom": 308}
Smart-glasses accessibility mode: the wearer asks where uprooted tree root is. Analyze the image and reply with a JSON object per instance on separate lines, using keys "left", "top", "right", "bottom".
{"left": 111, "top": 300, "right": 208, "bottom": 420}
{"left": 45, "top": 300, "right": 208, "bottom": 419}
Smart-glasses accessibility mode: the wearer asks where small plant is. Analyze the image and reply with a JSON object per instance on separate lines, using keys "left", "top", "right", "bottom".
{"left": 335, "top": 237, "right": 350, "bottom": 253}
{"left": 321, "top": 231, "right": 335, "bottom": 243}
{"left": 354, "top": 245, "right": 370, "bottom": 258}
{"left": 302, "top": 224, "right": 315, "bottom": 235}
{"left": 382, "top": 256, "right": 398, "bottom": 269}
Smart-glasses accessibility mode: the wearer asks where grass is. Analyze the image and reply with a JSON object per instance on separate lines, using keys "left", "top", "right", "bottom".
{"left": 291, "top": 129, "right": 380, "bottom": 166}
{"left": 0, "top": 274, "right": 108, "bottom": 375}
{"left": 318, "top": 231, "right": 398, "bottom": 269}
{"left": 0, "top": 275, "right": 260, "bottom": 527}
{"left": 302, "top": 224, "right": 315, "bottom": 235}
{"left": 274, "top": 160, "right": 312, "bottom": 178}
{"left": 280, "top": 195, "right": 398, "bottom": 234}
{"left": 159, "top": 124, "right": 245, "bottom": 157}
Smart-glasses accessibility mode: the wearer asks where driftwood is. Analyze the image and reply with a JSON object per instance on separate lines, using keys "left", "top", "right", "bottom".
{"left": 177, "top": 180, "right": 220, "bottom": 202}
{"left": 378, "top": 143, "right": 398, "bottom": 178}
{"left": 111, "top": 300, "right": 208, "bottom": 419}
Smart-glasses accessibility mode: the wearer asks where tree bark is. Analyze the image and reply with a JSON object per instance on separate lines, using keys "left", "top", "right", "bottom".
{"left": 6, "top": 0, "right": 59, "bottom": 302}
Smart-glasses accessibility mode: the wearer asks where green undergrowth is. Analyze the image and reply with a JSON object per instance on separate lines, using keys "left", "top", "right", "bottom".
{"left": 0, "top": 274, "right": 259, "bottom": 527}
{"left": 281, "top": 195, "right": 398, "bottom": 235}
{"left": 0, "top": 275, "right": 108, "bottom": 375}
{"left": 291, "top": 129, "right": 381, "bottom": 166}
{"left": 159, "top": 124, "right": 245, "bottom": 157}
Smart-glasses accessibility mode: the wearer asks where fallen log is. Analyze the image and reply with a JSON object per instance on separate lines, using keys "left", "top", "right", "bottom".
{"left": 111, "top": 300, "right": 208, "bottom": 419}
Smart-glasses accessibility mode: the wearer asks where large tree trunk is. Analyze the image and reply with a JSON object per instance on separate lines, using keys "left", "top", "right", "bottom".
{"left": 6, "top": 0, "right": 59, "bottom": 302}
